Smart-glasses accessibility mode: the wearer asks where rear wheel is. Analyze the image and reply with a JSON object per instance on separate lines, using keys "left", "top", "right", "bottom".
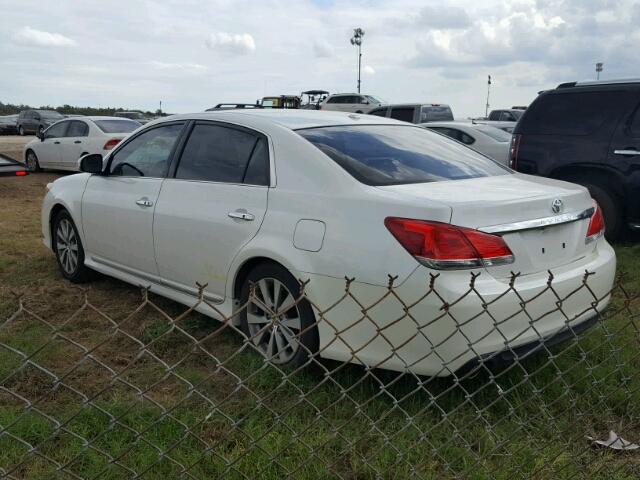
{"left": 239, "top": 263, "right": 319, "bottom": 368}
{"left": 18, "top": 125, "right": 24, "bottom": 136}
{"left": 566, "top": 177, "right": 623, "bottom": 241}
{"left": 25, "top": 150, "right": 41, "bottom": 172}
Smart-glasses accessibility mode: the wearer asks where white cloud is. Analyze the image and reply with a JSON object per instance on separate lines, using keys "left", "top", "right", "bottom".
{"left": 313, "top": 39, "right": 334, "bottom": 58}
{"left": 363, "top": 65, "right": 375, "bottom": 75}
{"left": 205, "top": 32, "right": 256, "bottom": 55}
{"left": 13, "top": 26, "right": 76, "bottom": 47}
{"left": 149, "top": 61, "right": 208, "bottom": 73}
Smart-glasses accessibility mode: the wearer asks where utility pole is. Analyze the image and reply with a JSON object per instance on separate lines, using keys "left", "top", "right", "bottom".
{"left": 159, "top": 100, "right": 162, "bottom": 115}
{"left": 596, "top": 62, "right": 603, "bottom": 80}
{"left": 485, "top": 75, "right": 491, "bottom": 118}
{"left": 350, "top": 28, "right": 365, "bottom": 93}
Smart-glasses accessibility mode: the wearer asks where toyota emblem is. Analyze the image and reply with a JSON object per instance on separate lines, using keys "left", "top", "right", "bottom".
{"left": 551, "top": 198, "right": 563, "bottom": 214}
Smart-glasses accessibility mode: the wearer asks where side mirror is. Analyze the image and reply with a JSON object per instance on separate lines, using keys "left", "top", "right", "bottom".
{"left": 78, "top": 153, "right": 104, "bottom": 174}
{"left": 361, "top": 99, "right": 369, "bottom": 104}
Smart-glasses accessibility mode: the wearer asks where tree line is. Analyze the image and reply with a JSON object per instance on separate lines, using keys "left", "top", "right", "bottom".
{"left": 0, "top": 101, "right": 161, "bottom": 117}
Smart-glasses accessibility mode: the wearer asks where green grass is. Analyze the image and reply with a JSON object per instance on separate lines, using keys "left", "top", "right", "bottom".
{"left": 1, "top": 173, "right": 640, "bottom": 479}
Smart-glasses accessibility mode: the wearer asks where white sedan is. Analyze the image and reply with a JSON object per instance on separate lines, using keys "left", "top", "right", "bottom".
{"left": 421, "top": 121, "right": 512, "bottom": 165}
{"left": 41, "top": 110, "right": 615, "bottom": 376}
{"left": 24, "top": 116, "right": 141, "bottom": 172}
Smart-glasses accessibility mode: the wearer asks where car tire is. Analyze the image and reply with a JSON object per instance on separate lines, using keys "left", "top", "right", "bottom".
{"left": 566, "top": 177, "right": 623, "bottom": 241}
{"left": 239, "top": 262, "right": 319, "bottom": 368}
{"left": 25, "top": 150, "right": 41, "bottom": 172}
{"left": 52, "top": 211, "right": 94, "bottom": 283}
{"left": 18, "top": 126, "right": 24, "bottom": 136}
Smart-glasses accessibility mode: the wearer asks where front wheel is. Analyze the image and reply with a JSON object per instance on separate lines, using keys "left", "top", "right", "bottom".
{"left": 239, "top": 263, "right": 319, "bottom": 368}
{"left": 52, "top": 211, "right": 93, "bottom": 283}
{"left": 18, "top": 126, "right": 25, "bottom": 136}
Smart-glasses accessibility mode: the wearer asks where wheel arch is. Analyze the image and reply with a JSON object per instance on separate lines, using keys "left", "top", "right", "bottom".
{"left": 49, "top": 204, "right": 69, "bottom": 247}
{"left": 232, "top": 256, "right": 291, "bottom": 301}
{"left": 549, "top": 164, "right": 622, "bottom": 192}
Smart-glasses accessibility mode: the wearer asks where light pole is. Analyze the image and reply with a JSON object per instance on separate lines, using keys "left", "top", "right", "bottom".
{"left": 485, "top": 75, "right": 491, "bottom": 118}
{"left": 350, "top": 28, "right": 365, "bottom": 93}
{"left": 596, "top": 62, "right": 603, "bottom": 80}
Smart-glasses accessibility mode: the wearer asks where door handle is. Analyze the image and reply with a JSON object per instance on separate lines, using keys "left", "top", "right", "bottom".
{"left": 228, "top": 210, "right": 255, "bottom": 221}
{"left": 135, "top": 198, "right": 153, "bottom": 207}
{"left": 74, "top": 140, "right": 81, "bottom": 144}
{"left": 54, "top": 141, "right": 60, "bottom": 144}
{"left": 614, "top": 149, "right": 639, "bottom": 156}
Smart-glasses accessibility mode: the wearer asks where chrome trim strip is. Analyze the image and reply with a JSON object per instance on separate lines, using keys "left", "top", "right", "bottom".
{"left": 478, "top": 207, "right": 594, "bottom": 234}
{"left": 91, "top": 256, "right": 223, "bottom": 303}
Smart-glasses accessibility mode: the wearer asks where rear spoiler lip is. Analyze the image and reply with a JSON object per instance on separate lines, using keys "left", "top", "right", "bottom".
{"left": 478, "top": 207, "right": 594, "bottom": 234}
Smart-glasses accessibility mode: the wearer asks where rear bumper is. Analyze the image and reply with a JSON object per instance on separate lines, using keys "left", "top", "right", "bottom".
{"left": 299, "top": 238, "right": 616, "bottom": 377}
{"left": 455, "top": 309, "right": 600, "bottom": 376}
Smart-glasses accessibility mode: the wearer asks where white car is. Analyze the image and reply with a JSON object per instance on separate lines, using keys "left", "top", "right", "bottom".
{"left": 41, "top": 110, "right": 615, "bottom": 376}
{"left": 320, "top": 93, "right": 386, "bottom": 114}
{"left": 422, "top": 121, "right": 512, "bottom": 165}
{"left": 24, "top": 116, "right": 141, "bottom": 172}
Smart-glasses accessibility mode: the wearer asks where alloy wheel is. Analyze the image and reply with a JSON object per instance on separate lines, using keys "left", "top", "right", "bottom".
{"left": 246, "top": 278, "right": 302, "bottom": 364}
{"left": 56, "top": 218, "right": 79, "bottom": 275}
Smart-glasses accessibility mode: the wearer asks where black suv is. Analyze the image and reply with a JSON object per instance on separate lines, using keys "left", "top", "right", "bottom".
{"left": 511, "top": 79, "right": 640, "bottom": 240}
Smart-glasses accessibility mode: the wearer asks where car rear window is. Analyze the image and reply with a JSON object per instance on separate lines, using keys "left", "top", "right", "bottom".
{"left": 473, "top": 125, "right": 512, "bottom": 142}
{"left": 298, "top": 125, "right": 509, "bottom": 186}
{"left": 94, "top": 119, "right": 141, "bottom": 133}
{"left": 421, "top": 105, "right": 454, "bottom": 122}
{"left": 518, "top": 91, "right": 626, "bottom": 136}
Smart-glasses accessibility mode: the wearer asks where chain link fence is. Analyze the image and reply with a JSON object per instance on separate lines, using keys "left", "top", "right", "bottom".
{"left": 1, "top": 270, "right": 639, "bottom": 479}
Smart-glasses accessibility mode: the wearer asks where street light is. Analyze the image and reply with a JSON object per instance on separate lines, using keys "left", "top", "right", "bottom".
{"left": 485, "top": 75, "right": 491, "bottom": 118}
{"left": 596, "top": 62, "right": 603, "bottom": 80}
{"left": 350, "top": 28, "right": 365, "bottom": 93}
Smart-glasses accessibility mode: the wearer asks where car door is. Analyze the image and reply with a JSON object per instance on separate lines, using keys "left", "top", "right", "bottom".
{"left": 153, "top": 121, "right": 270, "bottom": 302}
{"left": 59, "top": 120, "right": 89, "bottom": 168}
{"left": 38, "top": 121, "right": 69, "bottom": 167}
{"left": 607, "top": 98, "right": 640, "bottom": 178}
{"left": 81, "top": 122, "right": 185, "bottom": 281}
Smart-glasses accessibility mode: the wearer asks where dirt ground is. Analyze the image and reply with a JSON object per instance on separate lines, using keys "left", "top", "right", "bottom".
{"left": 0, "top": 135, "right": 34, "bottom": 162}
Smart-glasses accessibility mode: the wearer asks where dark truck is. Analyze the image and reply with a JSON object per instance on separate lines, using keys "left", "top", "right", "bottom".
{"left": 511, "top": 79, "right": 640, "bottom": 240}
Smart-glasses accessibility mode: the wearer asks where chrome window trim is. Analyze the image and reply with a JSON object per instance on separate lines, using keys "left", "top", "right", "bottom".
{"left": 479, "top": 207, "right": 594, "bottom": 234}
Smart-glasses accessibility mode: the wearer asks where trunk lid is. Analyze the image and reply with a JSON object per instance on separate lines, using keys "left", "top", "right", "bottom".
{"left": 377, "top": 174, "right": 595, "bottom": 278}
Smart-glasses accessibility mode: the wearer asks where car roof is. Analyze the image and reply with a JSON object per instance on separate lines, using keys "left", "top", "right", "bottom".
{"left": 156, "top": 109, "right": 409, "bottom": 130}
{"left": 557, "top": 78, "right": 640, "bottom": 89}
{"left": 422, "top": 121, "right": 473, "bottom": 127}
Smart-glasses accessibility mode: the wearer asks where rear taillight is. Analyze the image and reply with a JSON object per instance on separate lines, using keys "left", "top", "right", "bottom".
{"left": 15, "top": 171, "right": 27, "bottom": 176}
{"left": 586, "top": 201, "right": 605, "bottom": 244}
{"left": 509, "top": 134, "right": 521, "bottom": 169}
{"left": 103, "top": 138, "right": 121, "bottom": 150}
{"left": 384, "top": 218, "right": 514, "bottom": 270}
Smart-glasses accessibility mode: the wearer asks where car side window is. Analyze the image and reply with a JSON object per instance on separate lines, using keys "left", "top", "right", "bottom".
{"left": 390, "top": 108, "right": 415, "bottom": 123}
{"left": 67, "top": 121, "right": 89, "bottom": 137}
{"left": 327, "top": 96, "right": 339, "bottom": 104}
{"left": 109, "top": 123, "right": 183, "bottom": 177}
{"left": 175, "top": 123, "right": 268, "bottom": 185}
{"left": 45, "top": 122, "right": 69, "bottom": 139}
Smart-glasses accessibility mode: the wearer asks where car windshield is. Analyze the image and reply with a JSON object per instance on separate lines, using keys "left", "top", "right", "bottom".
{"left": 473, "top": 125, "right": 512, "bottom": 142}
{"left": 298, "top": 125, "right": 509, "bottom": 186}
{"left": 421, "top": 106, "right": 454, "bottom": 122}
{"left": 94, "top": 119, "right": 141, "bottom": 133}
{"left": 365, "top": 95, "right": 383, "bottom": 104}
{"left": 38, "top": 110, "right": 64, "bottom": 119}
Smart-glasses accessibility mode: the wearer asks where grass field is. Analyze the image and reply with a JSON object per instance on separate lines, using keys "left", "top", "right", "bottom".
{"left": 1, "top": 136, "right": 639, "bottom": 479}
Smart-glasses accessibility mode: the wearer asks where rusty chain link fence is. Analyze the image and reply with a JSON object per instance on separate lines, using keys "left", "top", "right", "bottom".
{"left": 1, "top": 271, "right": 639, "bottom": 479}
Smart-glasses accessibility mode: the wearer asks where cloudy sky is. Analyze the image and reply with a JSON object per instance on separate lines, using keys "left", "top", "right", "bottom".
{"left": 1, "top": 0, "right": 638, "bottom": 117}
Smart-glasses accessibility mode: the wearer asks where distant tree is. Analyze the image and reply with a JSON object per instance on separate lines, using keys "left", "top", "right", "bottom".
{"left": 0, "top": 101, "right": 153, "bottom": 117}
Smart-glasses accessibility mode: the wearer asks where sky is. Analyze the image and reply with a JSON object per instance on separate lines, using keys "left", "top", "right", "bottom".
{"left": 1, "top": 0, "right": 639, "bottom": 117}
